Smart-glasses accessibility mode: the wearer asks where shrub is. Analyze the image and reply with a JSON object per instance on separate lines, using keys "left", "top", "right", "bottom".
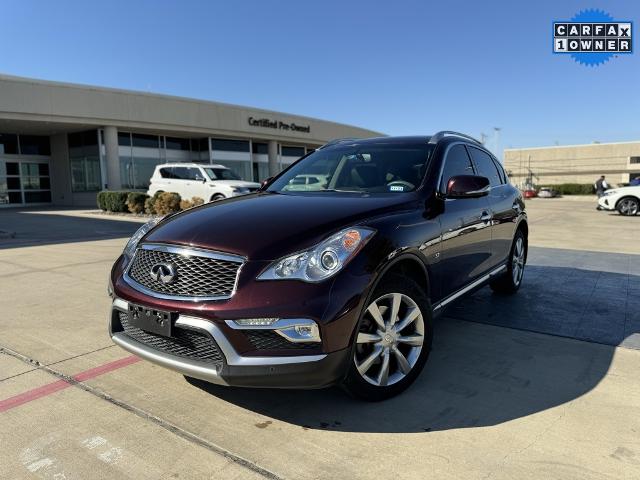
{"left": 145, "top": 191, "right": 162, "bottom": 215}
{"left": 553, "top": 183, "right": 594, "bottom": 195}
{"left": 154, "top": 192, "right": 182, "bottom": 215}
{"left": 97, "top": 191, "right": 129, "bottom": 212}
{"left": 180, "top": 196, "right": 205, "bottom": 210}
{"left": 127, "top": 192, "right": 149, "bottom": 214}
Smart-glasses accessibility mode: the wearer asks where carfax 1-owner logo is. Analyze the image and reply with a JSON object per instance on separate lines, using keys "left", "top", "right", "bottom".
{"left": 553, "top": 9, "right": 633, "bottom": 66}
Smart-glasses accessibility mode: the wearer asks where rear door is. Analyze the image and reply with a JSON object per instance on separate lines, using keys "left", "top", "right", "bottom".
{"left": 467, "top": 146, "right": 517, "bottom": 267}
{"left": 436, "top": 144, "right": 494, "bottom": 298}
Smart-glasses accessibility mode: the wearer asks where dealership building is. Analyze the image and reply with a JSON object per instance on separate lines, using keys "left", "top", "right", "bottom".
{"left": 504, "top": 141, "right": 640, "bottom": 187}
{"left": 0, "top": 75, "right": 381, "bottom": 207}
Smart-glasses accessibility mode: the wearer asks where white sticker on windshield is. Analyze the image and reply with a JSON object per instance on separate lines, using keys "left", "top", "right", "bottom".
{"left": 389, "top": 185, "right": 404, "bottom": 192}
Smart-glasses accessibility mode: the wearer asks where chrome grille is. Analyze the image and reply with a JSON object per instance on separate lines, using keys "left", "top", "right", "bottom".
{"left": 116, "top": 312, "right": 223, "bottom": 365}
{"left": 126, "top": 245, "right": 243, "bottom": 300}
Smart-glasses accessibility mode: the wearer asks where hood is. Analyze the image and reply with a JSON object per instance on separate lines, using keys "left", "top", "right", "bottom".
{"left": 144, "top": 192, "right": 414, "bottom": 260}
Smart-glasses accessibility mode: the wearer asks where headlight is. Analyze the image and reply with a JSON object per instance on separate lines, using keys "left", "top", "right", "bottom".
{"left": 257, "top": 227, "right": 375, "bottom": 282}
{"left": 602, "top": 190, "right": 618, "bottom": 197}
{"left": 122, "top": 217, "right": 163, "bottom": 263}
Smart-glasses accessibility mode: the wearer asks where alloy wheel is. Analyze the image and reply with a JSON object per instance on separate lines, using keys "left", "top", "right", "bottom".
{"left": 619, "top": 198, "right": 639, "bottom": 216}
{"left": 512, "top": 237, "right": 525, "bottom": 286}
{"left": 354, "top": 293, "right": 424, "bottom": 387}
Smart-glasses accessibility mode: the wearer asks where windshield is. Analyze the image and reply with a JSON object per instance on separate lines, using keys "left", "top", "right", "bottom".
{"left": 267, "top": 143, "right": 433, "bottom": 194}
{"left": 205, "top": 167, "right": 241, "bottom": 181}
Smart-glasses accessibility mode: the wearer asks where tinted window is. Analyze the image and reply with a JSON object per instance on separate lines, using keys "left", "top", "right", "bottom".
{"left": 171, "top": 167, "right": 191, "bottom": 179}
{"left": 252, "top": 143, "right": 268, "bottom": 154}
{"left": 118, "top": 132, "right": 131, "bottom": 146}
{"left": 211, "top": 139, "right": 250, "bottom": 152}
{"left": 0, "top": 134, "right": 18, "bottom": 154}
{"left": 159, "top": 167, "right": 174, "bottom": 179}
{"left": 440, "top": 144, "right": 474, "bottom": 190}
{"left": 281, "top": 146, "right": 305, "bottom": 157}
{"left": 204, "top": 168, "right": 240, "bottom": 181}
{"left": 468, "top": 147, "right": 502, "bottom": 187}
{"left": 68, "top": 130, "right": 98, "bottom": 149}
{"left": 19, "top": 135, "right": 51, "bottom": 155}
{"left": 492, "top": 158, "right": 507, "bottom": 183}
{"left": 165, "top": 137, "right": 190, "bottom": 151}
{"left": 189, "top": 168, "right": 205, "bottom": 180}
{"left": 131, "top": 134, "right": 158, "bottom": 148}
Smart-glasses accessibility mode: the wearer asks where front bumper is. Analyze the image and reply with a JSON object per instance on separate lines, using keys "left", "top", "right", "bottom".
{"left": 598, "top": 196, "right": 615, "bottom": 210}
{"left": 109, "top": 298, "right": 350, "bottom": 388}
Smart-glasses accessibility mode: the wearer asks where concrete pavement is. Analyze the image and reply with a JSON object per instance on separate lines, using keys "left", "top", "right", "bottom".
{"left": 1, "top": 198, "right": 639, "bottom": 479}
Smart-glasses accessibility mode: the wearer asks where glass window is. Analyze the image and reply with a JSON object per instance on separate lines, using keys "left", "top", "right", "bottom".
{"left": 118, "top": 132, "right": 132, "bottom": 146}
{"left": 7, "top": 177, "right": 21, "bottom": 189}
{"left": 24, "top": 191, "right": 52, "bottom": 203}
{"left": 6, "top": 162, "right": 20, "bottom": 176}
{"left": 132, "top": 134, "right": 159, "bottom": 148}
{"left": 191, "top": 138, "right": 209, "bottom": 152}
{"left": 211, "top": 139, "right": 250, "bottom": 152}
{"left": 268, "top": 143, "right": 433, "bottom": 193}
{"left": 213, "top": 160, "right": 252, "bottom": 181}
{"left": 189, "top": 167, "right": 205, "bottom": 181}
{"left": 159, "top": 167, "right": 174, "bottom": 179}
{"left": 0, "top": 134, "right": 19, "bottom": 154}
{"left": 252, "top": 142, "right": 268, "bottom": 154}
{"left": 204, "top": 167, "right": 241, "bottom": 181}
{"left": 19, "top": 135, "right": 51, "bottom": 156}
{"left": 468, "top": 146, "right": 503, "bottom": 187}
{"left": 171, "top": 167, "right": 191, "bottom": 180}
{"left": 68, "top": 131, "right": 97, "bottom": 149}
{"left": 71, "top": 157, "right": 101, "bottom": 192}
{"left": 165, "top": 137, "right": 191, "bottom": 151}
{"left": 440, "top": 144, "right": 475, "bottom": 190}
{"left": 281, "top": 146, "right": 305, "bottom": 157}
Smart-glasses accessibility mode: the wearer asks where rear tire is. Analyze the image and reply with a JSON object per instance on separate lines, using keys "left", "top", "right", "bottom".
{"left": 341, "top": 274, "right": 433, "bottom": 401}
{"left": 616, "top": 196, "right": 639, "bottom": 216}
{"left": 490, "top": 229, "right": 526, "bottom": 294}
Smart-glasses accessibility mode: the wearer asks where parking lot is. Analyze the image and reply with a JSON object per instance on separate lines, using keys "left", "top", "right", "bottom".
{"left": 1, "top": 196, "right": 639, "bottom": 480}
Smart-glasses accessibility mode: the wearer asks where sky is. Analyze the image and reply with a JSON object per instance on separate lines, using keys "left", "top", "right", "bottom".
{"left": 1, "top": 0, "right": 639, "bottom": 157}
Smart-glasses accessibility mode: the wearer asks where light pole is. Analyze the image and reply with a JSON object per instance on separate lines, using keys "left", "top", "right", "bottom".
{"left": 493, "top": 127, "right": 501, "bottom": 160}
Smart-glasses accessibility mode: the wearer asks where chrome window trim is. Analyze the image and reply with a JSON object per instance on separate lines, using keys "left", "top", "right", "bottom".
{"left": 123, "top": 243, "right": 246, "bottom": 302}
{"left": 111, "top": 299, "right": 326, "bottom": 367}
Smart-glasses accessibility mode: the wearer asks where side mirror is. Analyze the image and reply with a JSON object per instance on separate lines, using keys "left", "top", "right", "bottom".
{"left": 446, "top": 175, "right": 490, "bottom": 198}
{"left": 259, "top": 176, "right": 274, "bottom": 191}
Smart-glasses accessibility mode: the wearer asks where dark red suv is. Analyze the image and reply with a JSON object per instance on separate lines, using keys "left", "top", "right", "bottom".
{"left": 109, "top": 132, "right": 528, "bottom": 400}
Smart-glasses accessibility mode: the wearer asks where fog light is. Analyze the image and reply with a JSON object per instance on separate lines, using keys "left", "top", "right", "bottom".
{"left": 295, "top": 325, "right": 315, "bottom": 337}
{"left": 233, "top": 318, "right": 279, "bottom": 326}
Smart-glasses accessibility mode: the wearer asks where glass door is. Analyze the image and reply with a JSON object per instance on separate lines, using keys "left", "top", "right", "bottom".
{"left": 0, "top": 159, "right": 51, "bottom": 206}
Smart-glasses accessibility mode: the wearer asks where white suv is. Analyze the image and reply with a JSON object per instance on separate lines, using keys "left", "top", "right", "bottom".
{"left": 147, "top": 163, "right": 260, "bottom": 202}
{"left": 598, "top": 185, "right": 640, "bottom": 215}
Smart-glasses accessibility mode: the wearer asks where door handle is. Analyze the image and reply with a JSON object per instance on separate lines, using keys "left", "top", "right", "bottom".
{"left": 480, "top": 211, "right": 492, "bottom": 223}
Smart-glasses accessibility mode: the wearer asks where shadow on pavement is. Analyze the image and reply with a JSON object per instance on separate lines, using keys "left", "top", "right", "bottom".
{"left": 0, "top": 208, "right": 141, "bottom": 249}
{"left": 186, "top": 316, "right": 616, "bottom": 433}
{"left": 187, "top": 250, "right": 639, "bottom": 433}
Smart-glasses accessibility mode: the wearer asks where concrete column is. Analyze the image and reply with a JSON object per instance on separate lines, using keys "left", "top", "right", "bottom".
{"left": 268, "top": 140, "right": 279, "bottom": 177}
{"left": 103, "top": 126, "right": 121, "bottom": 190}
{"left": 49, "top": 134, "right": 73, "bottom": 205}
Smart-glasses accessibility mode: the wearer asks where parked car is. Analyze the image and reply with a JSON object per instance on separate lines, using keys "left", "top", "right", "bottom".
{"left": 537, "top": 187, "right": 559, "bottom": 198}
{"left": 283, "top": 174, "right": 329, "bottom": 191}
{"left": 147, "top": 163, "right": 260, "bottom": 201}
{"left": 523, "top": 189, "right": 537, "bottom": 199}
{"left": 598, "top": 185, "right": 640, "bottom": 215}
{"left": 109, "top": 132, "right": 528, "bottom": 400}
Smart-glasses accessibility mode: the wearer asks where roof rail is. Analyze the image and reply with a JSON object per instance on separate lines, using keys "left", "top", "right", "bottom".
{"left": 318, "top": 137, "right": 361, "bottom": 149}
{"left": 428, "top": 131, "right": 482, "bottom": 146}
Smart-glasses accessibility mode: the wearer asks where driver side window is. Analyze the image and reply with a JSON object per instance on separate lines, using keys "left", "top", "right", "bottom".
{"left": 440, "top": 144, "right": 474, "bottom": 191}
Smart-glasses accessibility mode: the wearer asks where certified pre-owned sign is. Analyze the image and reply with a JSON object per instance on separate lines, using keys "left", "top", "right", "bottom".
{"left": 248, "top": 117, "right": 311, "bottom": 133}
{"left": 553, "top": 9, "right": 632, "bottom": 66}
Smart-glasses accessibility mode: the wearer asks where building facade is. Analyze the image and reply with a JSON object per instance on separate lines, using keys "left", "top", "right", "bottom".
{"left": 0, "top": 75, "right": 382, "bottom": 207}
{"left": 504, "top": 142, "right": 640, "bottom": 188}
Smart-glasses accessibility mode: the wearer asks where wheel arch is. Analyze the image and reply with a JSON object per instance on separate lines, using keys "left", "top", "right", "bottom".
{"left": 371, "top": 252, "right": 432, "bottom": 301}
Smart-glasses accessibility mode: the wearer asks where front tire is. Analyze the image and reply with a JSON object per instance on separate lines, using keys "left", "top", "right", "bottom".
{"left": 342, "top": 274, "right": 433, "bottom": 401}
{"left": 210, "top": 193, "right": 225, "bottom": 202}
{"left": 616, "top": 196, "right": 639, "bottom": 216}
{"left": 490, "top": 229, "right": 526, "bottom": 294}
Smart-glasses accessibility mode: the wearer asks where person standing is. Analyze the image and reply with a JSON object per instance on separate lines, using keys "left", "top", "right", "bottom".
{"left": 630, "top": 176, "right": 640, "bottom": 186}
{"left": 594, "top": 175, "right": 609, "bottom": 210}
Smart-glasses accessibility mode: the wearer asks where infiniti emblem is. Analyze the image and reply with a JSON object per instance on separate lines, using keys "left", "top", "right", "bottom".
{"left": 150, "top": 262, "right": 177, "bottom": 284}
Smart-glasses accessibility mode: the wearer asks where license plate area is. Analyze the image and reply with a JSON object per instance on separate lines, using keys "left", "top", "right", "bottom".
{"left": 128, "top": 304, "right": 175, "bottom": 337}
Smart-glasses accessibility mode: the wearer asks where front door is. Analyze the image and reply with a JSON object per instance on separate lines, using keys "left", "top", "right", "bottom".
{"left": 435, "top": 144, "right": 493, "bottom": 299}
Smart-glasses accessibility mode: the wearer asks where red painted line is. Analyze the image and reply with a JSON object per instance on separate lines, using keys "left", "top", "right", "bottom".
{"left": 0, "top": 355, "right": 141, "bottom": 413}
